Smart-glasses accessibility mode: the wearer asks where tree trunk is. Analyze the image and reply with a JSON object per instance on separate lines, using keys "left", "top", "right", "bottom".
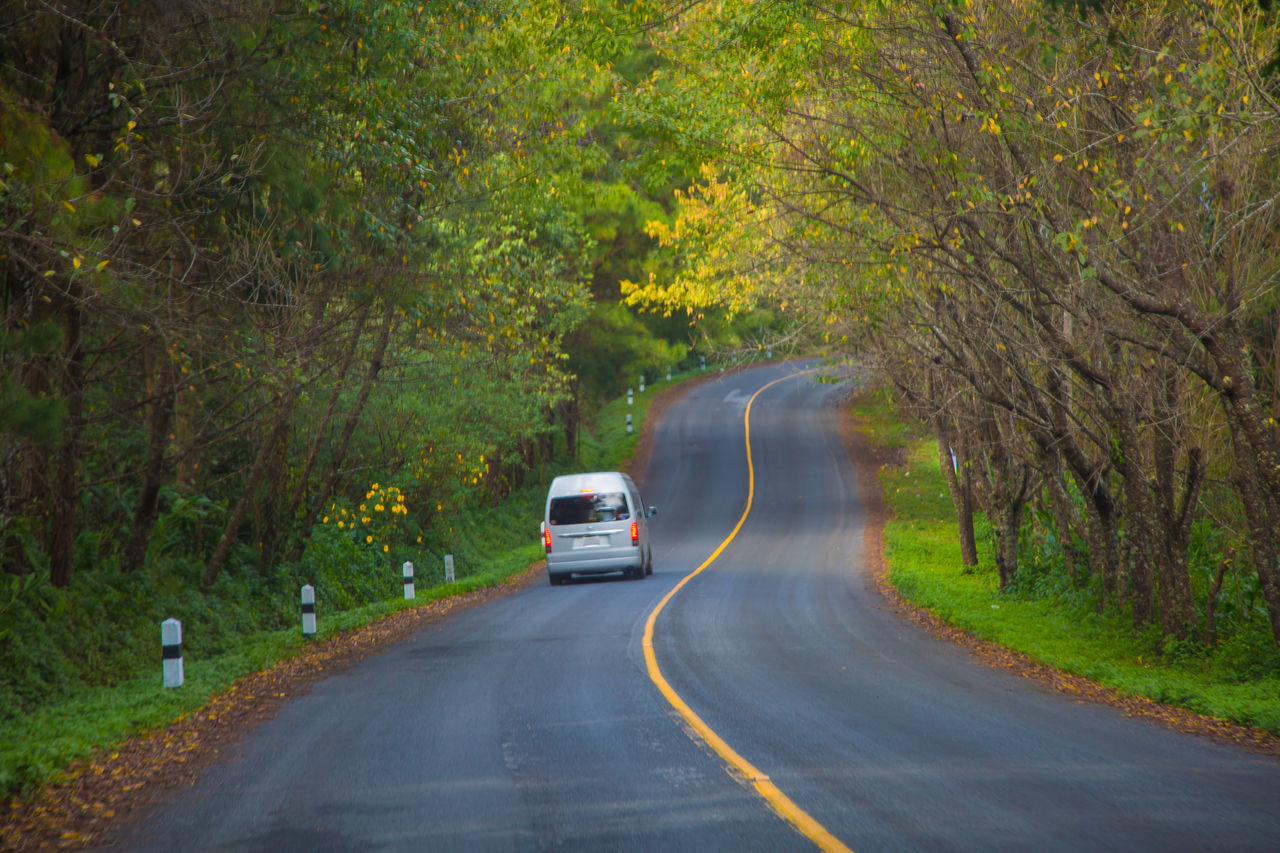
{"left": 280, "top": 301, "right": 371, "bottom": 554}
{"left": 1240, "top": 489, "right": 1280, "bottom": 645}
{"left": 307, "top": 302, "right": 398, "bottom": 534}
{"left": 926, "top": 369, "right": 977, "bottom": 568}
{"left": 1042, "top": 462, "right": 1080, "bottom": 582}
{"left": 202, "top": 386, "right": 301, "bottom": 588}
{"left": 1231, "top": 421, "right": 1280, "bottom": 644}
{"left": 969, "top": 410, "right": 1032, "bottom": 591}
{"left": 935, "top": 423, "right": 978, "bottom": 568}
{"left": 48, "top": 292, "right": 84, "bottom": 589}
{"left": 1114, "top": 405, "right": 1154, "bottom": 629}
{"left": 7, "top": 278, "right": 58, "bottom": 577}
{"left": 123, "top": 350, "right": 176, "bottom": 572}
{"left": 254, "top": 419, "right": 291, "bottom": 568}
{"left": 1150, "top": 404, "right": 1200, "bottom": 641}
{"left": 1053, "top": 432, "right": 1119, "bottom": 601}
{"left": 562, "top": 382, "right": 579, "bottom": 464}
{"left": 1202, "top": 549, "right": 1233, "bottom": 646}
{"left": 1211, "top": 344, "right": 1280, "bottom": 645}
{"left": 991, "top": 468, "right": 1029, "bottom": 590}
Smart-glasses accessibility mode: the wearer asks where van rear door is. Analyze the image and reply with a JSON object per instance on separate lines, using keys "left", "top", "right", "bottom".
{"left": 547, "top": 490, "right": 631, "bottom": 552}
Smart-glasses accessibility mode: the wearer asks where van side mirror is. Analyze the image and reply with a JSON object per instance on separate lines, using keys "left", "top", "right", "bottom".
{"left": 647, "top": 506, "right": 658, "bottom": 518}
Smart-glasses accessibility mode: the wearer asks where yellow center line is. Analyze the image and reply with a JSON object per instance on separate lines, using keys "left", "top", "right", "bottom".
{"left": 641, "top": 369, "right": 854, "bottom": 853}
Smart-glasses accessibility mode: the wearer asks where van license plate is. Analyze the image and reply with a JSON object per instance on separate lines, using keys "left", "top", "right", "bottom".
{"left": 575, "top": 536, "right": 605, "bottom": 548}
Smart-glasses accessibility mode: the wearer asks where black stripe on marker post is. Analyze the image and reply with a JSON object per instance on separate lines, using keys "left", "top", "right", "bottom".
{"left": 162, "top": 643, "right": 182, "bottom": 660}
{"left": 301, "top": 602, "right": 316, "bottom": 614}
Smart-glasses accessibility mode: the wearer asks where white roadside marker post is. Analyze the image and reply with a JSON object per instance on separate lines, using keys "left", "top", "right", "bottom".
{"left": 626, "top": 413, "right": 632, "bottom": 434}
{"left": 639, "top": 376, "right": 645, "bottom": 393}
{"left": 161, "top": 618, "right": 183, "bottom": 688}
{"left": 627, "top": 388, "right": 633, "bottom": 406}
{"left": 444, "top": 554, "right": 455, "bottom": 584}
{"left": 301, "top": 584, "right": 316, "bottom": 636}
{"left": 666, "top": 367, "right": 671, "bottom": 381}
{"left": 700, "top": 355, "right": 706, "bottom": 372}
{"left": 403, "top": 561, "right": 415, "bottom": 600}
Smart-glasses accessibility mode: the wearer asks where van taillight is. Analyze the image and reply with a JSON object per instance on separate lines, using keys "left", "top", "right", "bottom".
{"left": 631, "top": 520, "right": 638, "bottom": 546}
{"left": 543, "top": 527, "right": 552, "bottom": 553}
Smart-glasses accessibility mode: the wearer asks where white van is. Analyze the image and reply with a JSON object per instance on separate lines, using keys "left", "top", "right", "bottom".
{"left": 542, "top": 472, "right": 656, "bottom": 585}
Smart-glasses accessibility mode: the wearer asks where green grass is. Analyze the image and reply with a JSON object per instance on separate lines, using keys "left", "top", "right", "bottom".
{"left": 0, "top": 370, "right": 698, "bottom": 799}
{"left": 853, "top": 389, "right": 1280, "bottom": 736}
{"left": 0, "top": 546, "right": 550, "bottom": 798}
{"left": 576, "top": 367, "right": 699, "bottom": 471}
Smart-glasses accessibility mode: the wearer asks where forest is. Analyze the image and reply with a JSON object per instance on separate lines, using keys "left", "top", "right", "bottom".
{"left": 3, "top": 0, "right": 1280, "bottom": 795}
{"left": 0, "top": 0, "right": 781, "bottom": 730}
{"left": 624, "top": 0, "right": 1280, "bottom": 660}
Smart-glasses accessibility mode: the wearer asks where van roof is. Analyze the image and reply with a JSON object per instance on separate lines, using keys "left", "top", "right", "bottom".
{"left": 548, "top": 471, "right": 633, "bottom": 495}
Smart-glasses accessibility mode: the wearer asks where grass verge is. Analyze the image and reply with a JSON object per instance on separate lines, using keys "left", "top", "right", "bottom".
{"left": 851, "top": 388, "right": 1280, "bottom": 738}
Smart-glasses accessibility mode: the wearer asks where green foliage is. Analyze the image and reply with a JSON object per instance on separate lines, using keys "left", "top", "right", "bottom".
{"left": 0, "top": 370, "right": 676, "bottom": 797}
{"left": 0, "top": 86, "right": 80, "bottom": 214}
{"left": 0, "top": 0, "right": 708, "bottom": 584}
{"left": 299, "top": 521, "right": 388, "bottom": 611}
{"left": 568, "top": 301, "right": 688, "bottom": 402}
{"left": 0, "top": 572, "right": 75, "bottom": 717}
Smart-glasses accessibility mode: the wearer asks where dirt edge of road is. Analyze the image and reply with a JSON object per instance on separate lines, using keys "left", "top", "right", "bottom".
{"left": 840, "top": 398, "right": 1280, "bottom": 761}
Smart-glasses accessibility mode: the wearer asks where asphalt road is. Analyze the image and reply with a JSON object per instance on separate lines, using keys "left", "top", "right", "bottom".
{"left": 105, "top": 361, "right": 1280, "bottom": 851}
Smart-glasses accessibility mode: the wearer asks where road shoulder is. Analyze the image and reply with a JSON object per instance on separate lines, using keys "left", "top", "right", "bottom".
{"left": 1, "top": 565, "right": 546, "bottom": 852}
{"left": 840, "top": 397, "right": 1280, "bottom": 760}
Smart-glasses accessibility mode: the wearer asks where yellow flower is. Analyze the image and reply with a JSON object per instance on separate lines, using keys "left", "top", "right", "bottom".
{"left": 323, "top": 516, "right": 329, "bottom": 523}
{"left": 383, "top": 545, "right": 389, "bottom": 553}
{"left": 337, "top": 521, "right": 345, "bottom": 528}
{"left": 375, "top": 504, "right": 384, "bottom": 512}
{"left": 366, "top": 535, "right": 373, "bottom": 544}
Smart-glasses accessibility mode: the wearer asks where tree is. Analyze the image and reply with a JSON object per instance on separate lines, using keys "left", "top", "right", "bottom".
{"left": 625, "top": 0, "right": 1280, "bottom": 644}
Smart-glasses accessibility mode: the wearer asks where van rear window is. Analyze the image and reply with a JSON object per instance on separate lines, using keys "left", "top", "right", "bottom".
{"left": 549, "top": 492, "right": 630, "bottom": 525}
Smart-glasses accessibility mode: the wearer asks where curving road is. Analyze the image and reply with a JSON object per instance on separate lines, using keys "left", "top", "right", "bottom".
{"left": 105, "top": 361, "right": 1280, "bottom": 851}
